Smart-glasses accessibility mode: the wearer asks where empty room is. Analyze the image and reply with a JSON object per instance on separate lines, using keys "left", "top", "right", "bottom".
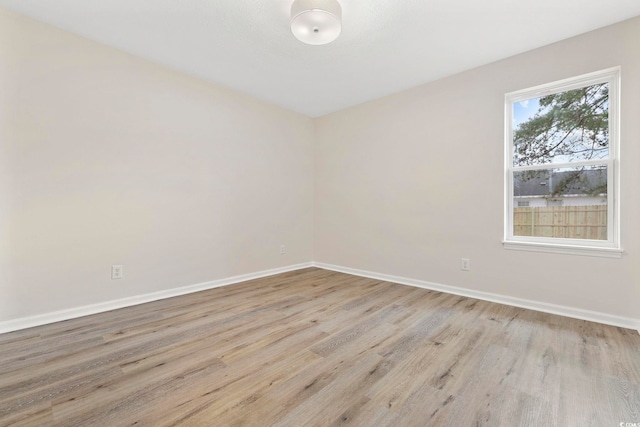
{"left": 1, "top": 0, "right": 639, "bottom": 425}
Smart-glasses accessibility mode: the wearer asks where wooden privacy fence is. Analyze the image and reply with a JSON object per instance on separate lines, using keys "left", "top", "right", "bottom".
{"left": 513, "top": 205, "right": 607, "bottom": 240}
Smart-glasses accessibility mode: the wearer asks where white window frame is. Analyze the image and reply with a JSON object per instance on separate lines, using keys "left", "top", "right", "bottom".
{"left": 503, "top": 68, "right": 622, "bottom": 258}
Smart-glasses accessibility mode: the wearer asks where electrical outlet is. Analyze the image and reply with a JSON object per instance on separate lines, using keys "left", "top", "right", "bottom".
{"left": 280, "top": 244, "right": 286, "bottom": 255}
{"left": 112, "top": 265, "right": 123, "bottom": 280}
{"left": 461, "top": 258, "right": 470, "bottom": 271}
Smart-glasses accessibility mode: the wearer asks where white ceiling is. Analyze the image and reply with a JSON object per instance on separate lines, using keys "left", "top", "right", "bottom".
{"left": 1, "top": 0, "right": 639, "bottom": 117}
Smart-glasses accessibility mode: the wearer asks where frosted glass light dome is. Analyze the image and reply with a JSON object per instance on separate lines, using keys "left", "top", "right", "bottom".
{"left": 290, "top": 0, "right": 342, "bottom": 45}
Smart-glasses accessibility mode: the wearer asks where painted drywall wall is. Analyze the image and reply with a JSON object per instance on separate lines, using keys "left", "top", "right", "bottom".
{"left": 1, "top": 5, "right": 638, "bottom": 327}
{"left": 314, "top": 17, "right": 640, "bottom": 319}
{"left": 0, "top": 8, "right": 315, "bottom": 322}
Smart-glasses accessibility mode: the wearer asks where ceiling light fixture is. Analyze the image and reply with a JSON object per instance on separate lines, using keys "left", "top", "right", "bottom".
{"left": 290, "top": 0, "right": 342, "bottom": 46}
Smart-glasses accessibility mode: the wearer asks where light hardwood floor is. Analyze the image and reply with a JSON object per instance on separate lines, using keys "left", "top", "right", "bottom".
{"left": 1, "top": 268, "right": 639, "bottom": 426}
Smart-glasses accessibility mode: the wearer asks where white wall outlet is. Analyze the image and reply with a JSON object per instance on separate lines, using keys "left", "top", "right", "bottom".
{"left": 461, "top": 258, "right": 470, "bottom": 271}
{"left": 280, "top": 244, "right": 286, "bottom": 255}
{"left": 112, "top": 265, "right": 123, "bottom": 280}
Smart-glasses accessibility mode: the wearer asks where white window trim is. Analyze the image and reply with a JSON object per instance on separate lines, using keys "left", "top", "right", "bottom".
{"left": 503, "top": 67, "right": 622, "bottom": 258}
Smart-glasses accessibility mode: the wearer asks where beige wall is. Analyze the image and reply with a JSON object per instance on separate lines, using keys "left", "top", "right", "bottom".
{"left": 0, "top": 8, "right": 315, "bottom": 321}
{"left": 315, "top": 17, "right": 640, "bottom": 319}
{"left": 1, "top": 6, "right": 638, "bottom": 326}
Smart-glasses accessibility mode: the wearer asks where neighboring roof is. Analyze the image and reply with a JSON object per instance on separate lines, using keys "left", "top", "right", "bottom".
{"left": 514, "top": 169, "right": 607, "bottom": 197}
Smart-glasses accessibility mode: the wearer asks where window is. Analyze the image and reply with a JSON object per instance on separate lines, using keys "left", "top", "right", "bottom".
{"left": 504, "top": 68, "right": 621, "bottom": 258}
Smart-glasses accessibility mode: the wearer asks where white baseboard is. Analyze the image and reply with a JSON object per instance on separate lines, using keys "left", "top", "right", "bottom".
{"left": 3, "top": 261, "right": 638, "bottom": 335}
{"left": 0, "top": 262, "right": 314, "bottom": 335}
{"left": 313, "top": 262, "right": 640, "bottom": 333}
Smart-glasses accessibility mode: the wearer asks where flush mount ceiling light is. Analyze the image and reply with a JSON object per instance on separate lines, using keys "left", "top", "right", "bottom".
{"left": 290, "top": 0, "right": 342, "bottom": 45}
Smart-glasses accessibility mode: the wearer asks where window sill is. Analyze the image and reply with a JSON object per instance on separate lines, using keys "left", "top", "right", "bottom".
{"left": 502, "top": 240, "right": 623, "bottom": 259}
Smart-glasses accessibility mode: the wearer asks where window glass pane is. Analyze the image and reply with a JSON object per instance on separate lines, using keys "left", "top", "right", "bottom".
{"left": 513, "top": 166, "right": 607, "bottom": 240}
{"left": 512, "top": 82, "right": 609, "bottom": 166}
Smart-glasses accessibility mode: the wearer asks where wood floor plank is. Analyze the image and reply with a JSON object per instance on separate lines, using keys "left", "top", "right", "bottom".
{"left": 1, "top": 267, "right": 639, "bottom": 426}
